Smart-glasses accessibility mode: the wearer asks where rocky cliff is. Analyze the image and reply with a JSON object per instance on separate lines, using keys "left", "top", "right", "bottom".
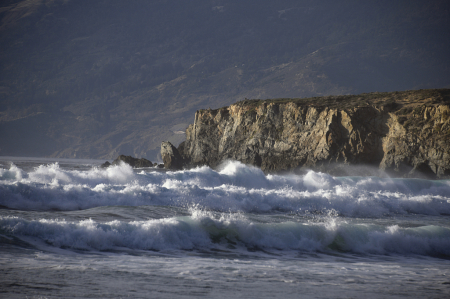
{"left": 164, "top": 89, "right": 450, "bottom": 178}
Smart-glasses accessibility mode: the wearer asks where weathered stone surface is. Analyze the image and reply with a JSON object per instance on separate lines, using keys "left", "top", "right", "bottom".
{"left": 112, "top": 155, "right": 153, "bottom": 168}
{"left": 161, "top": 141, "right": 184, "bottom": 170}
{"left": 176, "top": 90, "right": 450, "bottom": 178}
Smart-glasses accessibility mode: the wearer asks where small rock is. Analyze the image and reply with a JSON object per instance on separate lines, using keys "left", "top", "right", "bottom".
{"left": 100, "top": 161, "right": 111, "bottom": 168}
{"left": 112, "top": 155, "right": 153, "bottom": 168}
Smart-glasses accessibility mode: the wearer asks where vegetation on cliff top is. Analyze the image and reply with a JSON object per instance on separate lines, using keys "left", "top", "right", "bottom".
{"left": 232, "top": 88, "right": 450, "bottom": 110}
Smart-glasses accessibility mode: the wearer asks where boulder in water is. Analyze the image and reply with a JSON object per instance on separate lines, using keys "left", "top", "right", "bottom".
{"left": 111, "top": 155, "right": 153, "bottom": 168}
{"left": 100, "top": 161, "right": 111, "bottom": 168}
{"left": 161, "top": 141, "right": 184, "bottom": 170}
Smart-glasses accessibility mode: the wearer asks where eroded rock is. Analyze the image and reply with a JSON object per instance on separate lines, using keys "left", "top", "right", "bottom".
{"left": 173, "top": 89, "right": 450, "bottom": 178}
{"left": 111, "top": 155, "right": 153, "bottom": 168}
{"left": 161, "top": 141, "right": 184, "bottom": 170}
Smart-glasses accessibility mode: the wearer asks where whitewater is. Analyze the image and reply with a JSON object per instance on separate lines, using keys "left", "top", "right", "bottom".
{"left": 1, "top": 157, "right": 449, "bottom": 298}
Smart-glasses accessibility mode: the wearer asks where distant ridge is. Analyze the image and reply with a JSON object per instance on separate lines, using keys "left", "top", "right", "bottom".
{"left": 1, "top": 1, "right": 449, "bottom": 160}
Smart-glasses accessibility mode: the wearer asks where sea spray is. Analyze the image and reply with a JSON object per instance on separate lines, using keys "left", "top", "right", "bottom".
{"left": 2, "top": 156, "right": 450, "bottom": 299}
{"left": 2, "top": 208, "right": 449, "bottom": 257}
{"left": 1, "top": 161, "right": 450, "bottom": 216}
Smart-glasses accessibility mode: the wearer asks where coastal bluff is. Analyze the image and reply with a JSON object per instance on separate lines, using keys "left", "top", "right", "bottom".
{"left": 162, "top": 89, "right": 450, "bottom": 178}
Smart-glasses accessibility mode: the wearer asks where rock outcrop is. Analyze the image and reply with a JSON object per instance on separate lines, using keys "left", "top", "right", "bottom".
{"left": 100, "top": 161, "right": 111, "bottom": 168}
{"left": 110, "top": 155, "right": 153, "bottom": 168}
{"left": 161, "top": 141, "right": 184, "bottom": 170}
{"left": 163, "top": 89, "right": 450, "bottom": 178}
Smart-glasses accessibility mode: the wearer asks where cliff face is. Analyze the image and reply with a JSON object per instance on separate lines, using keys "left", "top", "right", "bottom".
{"left": 175, "top": 89, "right": 450, "bottom": 178}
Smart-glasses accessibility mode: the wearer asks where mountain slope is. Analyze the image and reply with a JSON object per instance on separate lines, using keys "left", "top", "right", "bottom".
{"left": 0, "top": 0, "right": 449, "bottom": 160}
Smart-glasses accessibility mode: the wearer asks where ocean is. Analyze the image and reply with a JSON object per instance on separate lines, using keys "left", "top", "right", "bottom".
{"left": 1, "top": 156, "right": 449, "bottom": 298}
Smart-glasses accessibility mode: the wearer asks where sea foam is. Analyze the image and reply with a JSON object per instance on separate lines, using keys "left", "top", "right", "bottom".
{"left": 1, "top": 211, "right": 449, "bottom": 257}
{"left": 0, "top": 161, "right": 449, "bottom": 217}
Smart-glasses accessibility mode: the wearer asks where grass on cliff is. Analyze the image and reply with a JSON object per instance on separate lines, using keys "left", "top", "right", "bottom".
{"left": 231, "top": 88, "right": 450, "bottom": 111}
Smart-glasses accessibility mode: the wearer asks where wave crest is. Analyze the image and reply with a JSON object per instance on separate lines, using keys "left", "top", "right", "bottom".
{"left": 0, "top": 161, "right": 449, "bottom": 217}
{"left": 2, "top": 213, "right": 449, "bottom": 257}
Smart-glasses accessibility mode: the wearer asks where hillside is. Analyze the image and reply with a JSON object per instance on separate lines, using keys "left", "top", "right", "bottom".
{"left": 0, "top": 0, "right": 449, "bottom": 160}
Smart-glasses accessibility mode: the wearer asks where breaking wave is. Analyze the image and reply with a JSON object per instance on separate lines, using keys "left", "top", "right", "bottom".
{"left": 1, "top": 210, "right": 449, "bottom": 257}
{"left": 1, "top": 161, "right": 450, "bottom": 217}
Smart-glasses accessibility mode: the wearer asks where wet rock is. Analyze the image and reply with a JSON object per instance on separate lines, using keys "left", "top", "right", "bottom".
{"left": 112, "top": 155, "right": 153, "bottom": 168}
{"left": 160, "top": 141, "right": 184, "bottom": 170}
{"left": 100, "top": 161, "right": 111, "bottom": 168}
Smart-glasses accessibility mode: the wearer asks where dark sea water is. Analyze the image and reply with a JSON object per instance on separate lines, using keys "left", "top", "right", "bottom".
{"left": 1, "top": 156, "right": 450, "bottom": 298}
